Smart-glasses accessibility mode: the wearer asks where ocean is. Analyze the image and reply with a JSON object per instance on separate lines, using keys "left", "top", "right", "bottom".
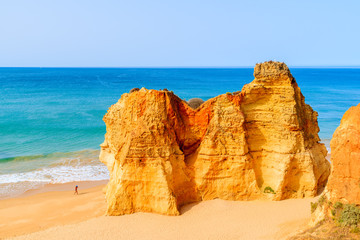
{"left": 1, "top": 67, "right": 360, "bottom": 198}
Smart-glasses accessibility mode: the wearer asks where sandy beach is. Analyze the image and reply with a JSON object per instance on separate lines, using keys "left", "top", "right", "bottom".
{"left": 0, "top": 180, "right": 108, "bottom": 239}
{"left": 1, "top": 0, "right": 358, "bottom": 238}
{"left": 0, "top": 180, "right": 318, "bottom": 240}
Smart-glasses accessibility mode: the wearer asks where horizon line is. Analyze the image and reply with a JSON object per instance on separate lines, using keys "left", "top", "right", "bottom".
{"left": 1, "top": 65, "right": 360, "bottom": 69}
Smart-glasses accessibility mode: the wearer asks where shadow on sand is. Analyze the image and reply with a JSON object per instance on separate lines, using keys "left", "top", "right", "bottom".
{"left": 180, "top": 201, "right": 201, "bottom": 214}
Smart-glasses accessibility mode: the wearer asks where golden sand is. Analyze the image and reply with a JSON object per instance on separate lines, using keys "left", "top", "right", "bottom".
{"left": 0, "top": 179, "right": 319, "bottom": 240}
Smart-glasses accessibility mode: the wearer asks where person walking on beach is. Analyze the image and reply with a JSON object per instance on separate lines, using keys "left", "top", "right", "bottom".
{"left": 74, "top": 185, "right": 78, "bottom": 195}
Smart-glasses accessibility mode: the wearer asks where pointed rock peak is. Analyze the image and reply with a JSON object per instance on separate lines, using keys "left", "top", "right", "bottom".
{"left": 139, "top": 87, "right": 147, "bottom": 92}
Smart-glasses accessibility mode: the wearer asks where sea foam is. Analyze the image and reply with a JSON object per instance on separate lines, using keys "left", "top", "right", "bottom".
{"left": 0, "top": 150, "right": 109, "bottom": 199}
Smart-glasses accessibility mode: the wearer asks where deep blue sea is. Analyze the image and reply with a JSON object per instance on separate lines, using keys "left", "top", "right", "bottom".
{"left": 1, "top": 67, "right": 360, "bottom": 198}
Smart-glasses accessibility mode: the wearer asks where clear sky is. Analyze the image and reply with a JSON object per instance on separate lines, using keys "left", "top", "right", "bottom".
{"left": 0, "top": 0, "right": 359, "bottom": 67}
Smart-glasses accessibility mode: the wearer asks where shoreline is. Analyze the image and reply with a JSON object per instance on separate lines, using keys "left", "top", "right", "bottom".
{"left": 19, "top": 180, "right": 108, "bottom": 198}
{"left": 0, "top": 180, "right": 108, "bottom": 239}
{"left": 0, "top": 179, "right": 109, "bottom": 201}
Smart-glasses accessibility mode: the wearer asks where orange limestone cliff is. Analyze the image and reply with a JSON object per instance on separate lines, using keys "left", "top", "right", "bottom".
{"left": 326, "top": 103, "right": 360, "bottom": 204}
{"left": 100, "top": 61, "right": 330, "bottom": 216}
{"left": 308, "top": 104, "right": 360, "bottom": 228}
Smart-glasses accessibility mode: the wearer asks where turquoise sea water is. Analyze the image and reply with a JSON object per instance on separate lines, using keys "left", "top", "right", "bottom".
{"left": 1, "top": 67, "right": 360, "bottom": 198}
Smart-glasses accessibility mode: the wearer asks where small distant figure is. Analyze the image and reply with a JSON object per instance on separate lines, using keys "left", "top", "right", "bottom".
{"left": 74, "top": 185, "right": 78, "bottom": 195}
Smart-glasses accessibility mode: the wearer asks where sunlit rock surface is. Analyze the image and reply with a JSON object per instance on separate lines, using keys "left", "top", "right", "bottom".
{"left": 326, "top": 103, "right": 360, "bottom": 204}
{"left": 100, "top": 61, "right": 330, "bottom": 216}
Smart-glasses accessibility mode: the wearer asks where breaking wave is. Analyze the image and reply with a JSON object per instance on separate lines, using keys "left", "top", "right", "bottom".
{"left": 0, "top": 149, "right": 109, "bottom": 199}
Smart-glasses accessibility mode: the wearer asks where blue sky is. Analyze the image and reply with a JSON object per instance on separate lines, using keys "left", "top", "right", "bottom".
{"left": 0, "top": 0, "right": 359, "bottom": 67}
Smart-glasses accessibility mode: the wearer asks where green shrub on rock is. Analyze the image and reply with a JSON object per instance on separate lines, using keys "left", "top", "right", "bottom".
{"left": 338, "top": 204, "right": 360, "bottom": 227}
{"left": 311, "top": 202, "right": 318, "bottom": 213}
{"left": 264, "top": 186, "right": 275, "bottom": 194}
{"left": 334, "top": 202, "right": 344, "bottom": 209}
{"left": 318, "top": 195, "right": 326, "bottom": 206}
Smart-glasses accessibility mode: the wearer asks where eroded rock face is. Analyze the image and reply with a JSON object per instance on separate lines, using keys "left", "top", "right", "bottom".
{"left": 326, "top": 103, "right": 360, "bottom": 204}
{"left": 242, "top": 62, "right": 330, "bottom": 200}
{"left": 100, "top": 61, "right": 330, "bottom": 216}
{"left": 308, "top": 104, "right": 360, "bottom": 227}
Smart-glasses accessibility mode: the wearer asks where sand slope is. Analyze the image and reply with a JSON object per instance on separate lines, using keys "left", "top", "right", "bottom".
{"left": 3, "top": 185, "right": 316, "bottom": 240}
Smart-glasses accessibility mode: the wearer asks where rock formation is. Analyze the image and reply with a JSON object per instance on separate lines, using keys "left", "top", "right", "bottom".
{"left": 303, "top": 104, "right": 360, "bottom": 234}
{"left": 187, "top": 98, "right": 204, "bottom": 109}
{"left": 100, "top": 61, "right": 330, "bottom": 216}
{"left": 320, "top": 103, "right": 360, "bottom": 206}
{"left": 241, "top": 63, "right": 330, "bottom": 200}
